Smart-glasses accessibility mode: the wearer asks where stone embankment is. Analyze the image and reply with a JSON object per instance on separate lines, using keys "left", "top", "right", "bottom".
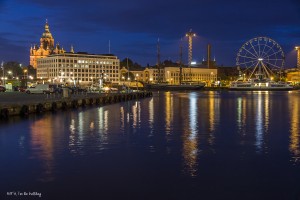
{"left": 0, "top": 91, "right": 152, "bottom": 119}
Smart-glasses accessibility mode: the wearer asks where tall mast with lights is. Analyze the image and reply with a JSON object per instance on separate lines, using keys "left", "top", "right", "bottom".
{"left": 186, "top": 29, "right": 196, "bottom": 81}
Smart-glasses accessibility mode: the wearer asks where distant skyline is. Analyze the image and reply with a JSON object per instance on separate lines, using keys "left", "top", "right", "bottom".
{"left": 0, "top": 0, "right": 300, "bottom": 67}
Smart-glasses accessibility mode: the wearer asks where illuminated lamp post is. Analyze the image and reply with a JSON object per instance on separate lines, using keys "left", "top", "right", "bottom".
{"left": 23, "top": 69, "right": 28, "bottom": 87}
{"left": 1, "top": 61, "right": 4, "bottom": 85}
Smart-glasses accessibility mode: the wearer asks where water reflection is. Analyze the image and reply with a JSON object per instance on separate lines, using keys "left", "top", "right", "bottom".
{"left": 236, "top": 97, "right": 246, "bottom": 136}
{"left": 255, "top": 92, "right": 264, "bottom": 153}
{"left": 165, "top": 92, "right": 173, "bottom": 135}
{"left": 3, "top": 90, "right": 300, "bottom": 198}
{"left": 132, "top": 101, "right": 141, "bottom": 128}
{"left": 288, "top": 92, "right": 300, "bottom": 164}
{"left": 208, "top": 91, "right": 219, "bottom": 144}
{"left": 182, "top": 92, "right": 199, "bottom": 177}
{"left": 30, "top": 116, "right": 55, "bottom": 182}
{"left": 256, "top": 92, "right": 269, "bottom": 153}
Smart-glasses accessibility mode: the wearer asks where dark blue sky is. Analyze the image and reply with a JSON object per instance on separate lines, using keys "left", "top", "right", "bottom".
{"left": 0, "top": 0, "right": 300, "bottom": 67}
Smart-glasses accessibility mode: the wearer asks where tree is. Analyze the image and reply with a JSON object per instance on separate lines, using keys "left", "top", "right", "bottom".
{"left": 26, "top": 65, "right": 37, "bottom": 79}
{"left": 162, "top": 59, "right": 178, "bottom": 66}
{"left": 120, "top": 58, "right": 134, "bottom": 69}
{"left": 120, "top": 58, "right": 143, "bottom": 70}
{"left": 0, "top": 61, "right": 23, "bottom": 78}
{"left": 120, "top": 71, "right": 135, "bottom": 81}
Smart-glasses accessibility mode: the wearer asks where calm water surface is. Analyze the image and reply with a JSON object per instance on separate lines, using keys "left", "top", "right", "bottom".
{"left": 1, "top": 91, "right": 300, "bottom": 200}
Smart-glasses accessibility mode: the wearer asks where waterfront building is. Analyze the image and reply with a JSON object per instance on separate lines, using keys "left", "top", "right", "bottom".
{"left": 120, "top": 66, "right": 218, "bottom": 85}
{"left": 32, "top": 21, "right": 120, "bottom": 86}
{"left": 37, "top": 53, "right": 120, "bottom": 86}
{"left": 286, "top": 68, "right": 300, "bottom": 84}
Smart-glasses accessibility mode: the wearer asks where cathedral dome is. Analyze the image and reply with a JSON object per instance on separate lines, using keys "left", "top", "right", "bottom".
{"left": 42, "top": 21, "right": 53, "bottom": 38}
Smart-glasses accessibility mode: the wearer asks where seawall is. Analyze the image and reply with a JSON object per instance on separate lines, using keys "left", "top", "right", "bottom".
{"left": 0, "top": 92, "right": 153, "bottom": 119}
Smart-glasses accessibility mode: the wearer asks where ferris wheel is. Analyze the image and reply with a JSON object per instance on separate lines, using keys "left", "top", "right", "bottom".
{"left": 236, "top": 37, "right": 285, "bottom": 79}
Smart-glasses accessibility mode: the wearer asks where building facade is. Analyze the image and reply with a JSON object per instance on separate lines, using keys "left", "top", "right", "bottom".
{"left": 37, "top": 53, "right": 120, "bottom": 86}
{"left": 286, "top": 68, "right": 300, "bottom": 84}
{"left": 121, "top": 66, "right": 218, "bottom": 86}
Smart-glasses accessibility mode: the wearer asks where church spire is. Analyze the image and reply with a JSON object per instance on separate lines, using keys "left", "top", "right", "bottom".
{"left": 45, "top": 19, "right": 50, "bottom": 33}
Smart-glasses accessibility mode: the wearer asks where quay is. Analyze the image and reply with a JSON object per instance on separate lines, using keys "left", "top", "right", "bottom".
{"left": 0, "top": 91, "right": 152, "bottom": 119}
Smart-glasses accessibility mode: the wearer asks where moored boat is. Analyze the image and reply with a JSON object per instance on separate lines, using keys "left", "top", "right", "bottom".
{"left": 145, "top": 82, "right": 205, "bottom": 91}
{"left": 229, "top": 79, "right": 293, "bottom": 91}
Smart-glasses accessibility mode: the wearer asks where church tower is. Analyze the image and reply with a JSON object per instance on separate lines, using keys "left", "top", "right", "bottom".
{"left": 40, "top": 20, "right": 54, "bottom": 50}
{"left": 30, "top": 20, "right": 64, "bottom": 68}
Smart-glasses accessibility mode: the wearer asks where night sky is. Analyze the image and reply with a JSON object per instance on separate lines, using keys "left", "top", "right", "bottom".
{"left": 0, "top": 0, "right": 300, "bottom": 67}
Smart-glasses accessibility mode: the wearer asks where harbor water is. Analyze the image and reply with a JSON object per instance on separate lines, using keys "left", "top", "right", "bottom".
{"left": 1, "top": 91, "right": 300, "bottom": 199}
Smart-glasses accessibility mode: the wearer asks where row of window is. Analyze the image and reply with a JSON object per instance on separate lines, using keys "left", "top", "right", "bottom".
{"left": 38, "top": 59, "right": 118, "bottom": 65}
{"left": 47, "top": 69, "right": 119, "bottom": 73}
{"left": 59, "top": 78, "right": 119, "bottom": 82}
{"left": 48, "top": 73, "right": 119, "bottom": 78}
{"left": 39, "top": 64, "right": 119, "bottom": 69}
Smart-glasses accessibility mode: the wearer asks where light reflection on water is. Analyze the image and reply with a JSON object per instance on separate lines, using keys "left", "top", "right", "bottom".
{"left": 30, "top": 117, "right": 55, "bottom": 182}
{"left": 182, "top": 92, "right": 199, "bottom": 177}
{"left": 288, "top": 91, "right": 300, "bottom": 164}
{"left": 1, "top": 91, "right": 300, "bottom": 199}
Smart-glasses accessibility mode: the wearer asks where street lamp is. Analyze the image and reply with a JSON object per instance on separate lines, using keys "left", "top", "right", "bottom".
{"left": 7, "top": 71, "right": 12, "bottom": 80}
{"left": 1, "top": 61, "right": 5, "bottom": 86}
{"left": 23, "top": 69, "right": 28, "bottom": 87}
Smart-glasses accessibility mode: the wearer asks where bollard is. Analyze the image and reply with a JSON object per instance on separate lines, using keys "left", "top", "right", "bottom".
{"left": 72, "top": 100, "right": 79, "bottom": 109}
{"left": 52, "top": 102, "right": 57, "bottom": 112}
{"left": 36, "top": 103, "right": 45, "bottom": 114}
{"left": 20, "top": 105, "right": 29, "bottom": 117}
{"left": 0, "top": 108, "right": 9, "bottom": 120}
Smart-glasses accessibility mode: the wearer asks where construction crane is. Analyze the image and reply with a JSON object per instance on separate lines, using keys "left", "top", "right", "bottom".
{"left": 186, "top": 29, "right": 196, "bottom": 81}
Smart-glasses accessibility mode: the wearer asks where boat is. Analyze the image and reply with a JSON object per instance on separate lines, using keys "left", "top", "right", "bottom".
{"left": 230, "top": 57, "right": 293, "bottom": 91}
{"left": 229, "top": 79, "right": 293, "bottom": 91}
{"left": 145, "top": 82, "right": 205, "bottom": 91}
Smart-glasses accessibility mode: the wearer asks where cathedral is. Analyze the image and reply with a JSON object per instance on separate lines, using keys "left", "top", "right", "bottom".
{"left": 30, "top": 21, "right": 72, "bottom": 68}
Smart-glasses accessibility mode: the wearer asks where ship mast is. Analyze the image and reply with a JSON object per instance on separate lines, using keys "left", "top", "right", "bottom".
{"left": 179, "top": 39, "right": 183, "bottom": 85}
{"left": 157, "top": 38, "right": 162, "bottom": 83}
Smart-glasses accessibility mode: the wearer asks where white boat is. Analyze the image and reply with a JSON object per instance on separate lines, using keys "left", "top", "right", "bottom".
{"left": 230, "top": 57, "right": 293, "bottom": 91}
{"left": 146, "top": 82, "right": 205, "bottom": 91}
{"left": 230, "top": 79, "right": 293, "bottom": 91}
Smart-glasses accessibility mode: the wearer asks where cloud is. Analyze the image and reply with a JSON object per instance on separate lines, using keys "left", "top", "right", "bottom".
{"left": 0, "top": 35, "right": 28, "bottom": 64}
{"left": 2, "top": 0, "right": 300, "bottom": 66}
